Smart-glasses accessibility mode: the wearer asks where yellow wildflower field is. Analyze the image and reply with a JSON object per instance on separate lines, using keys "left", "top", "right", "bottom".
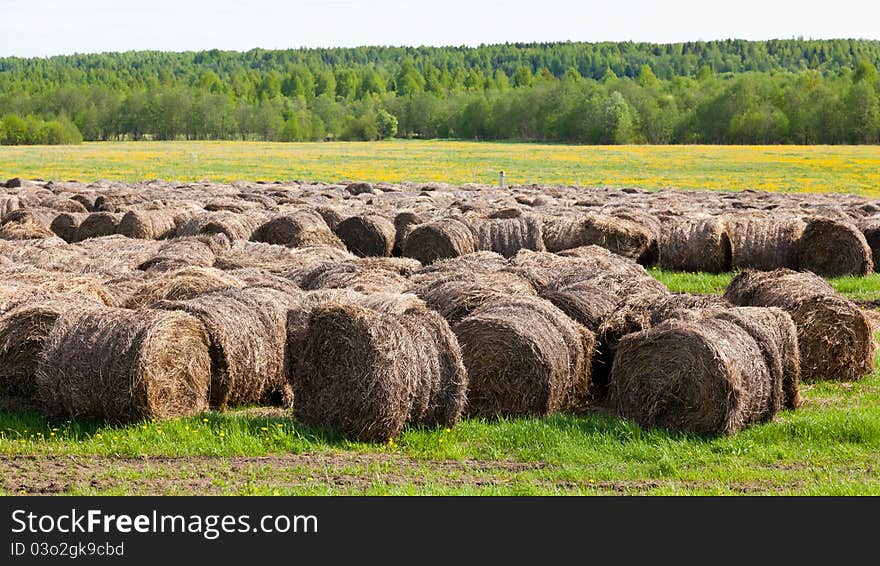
{"left": 0, "top": 140, "right": 878, "bottom": 196}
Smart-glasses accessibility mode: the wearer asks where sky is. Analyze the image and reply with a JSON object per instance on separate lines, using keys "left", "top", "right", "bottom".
{"left": 1, "top": 0, "right": 879, "bottom": 58}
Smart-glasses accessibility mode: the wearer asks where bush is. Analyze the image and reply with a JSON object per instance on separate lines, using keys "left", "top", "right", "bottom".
{"left": 0, "top": 114, "right": 82, "bottom": 145}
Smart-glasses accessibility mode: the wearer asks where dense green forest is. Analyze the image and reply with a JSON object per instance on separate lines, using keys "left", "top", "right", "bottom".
{"left": 1, "top": 39, "right": 879, "bottom": 145}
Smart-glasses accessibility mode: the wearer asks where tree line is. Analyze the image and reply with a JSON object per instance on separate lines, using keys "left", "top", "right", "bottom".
{"left": 0, "top": 40, "right": 878, "bottom": 145}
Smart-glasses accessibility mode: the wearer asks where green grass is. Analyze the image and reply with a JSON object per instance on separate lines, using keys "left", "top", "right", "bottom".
{"left": 1, "top": 141, "right": 879, "bottom": 195}
{"left": 653, "top": 269, "right": 880, "bottom": 302}
{"left": 3, "top": 268, "right": 880, "bottom": 495}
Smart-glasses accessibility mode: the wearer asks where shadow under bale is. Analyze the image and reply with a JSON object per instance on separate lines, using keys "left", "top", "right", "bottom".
{"left": 724, "top": 269, "right": 874, "bottom": 382}
{"left": 293, "top": 293, "right": 467, "bottom": 442}
{"left": 609, "top": 315, "right": 781, "bottom": 435}
{"left": 35, "top": 307, "right": 212, "bottom": 422}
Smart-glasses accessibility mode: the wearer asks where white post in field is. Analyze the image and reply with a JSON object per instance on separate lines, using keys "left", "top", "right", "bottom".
{"left": 499, "top": 170, "right": 505, "bottom": 187}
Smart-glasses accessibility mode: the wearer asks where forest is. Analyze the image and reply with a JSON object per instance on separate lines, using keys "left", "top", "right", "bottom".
{"left": 0, "top": 39, "right": 879, "bottom": 145}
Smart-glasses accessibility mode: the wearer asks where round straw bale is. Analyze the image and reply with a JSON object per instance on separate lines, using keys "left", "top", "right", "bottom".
{"left": 35, "top": 307, "right": 211, "bottom": 422}
{"left": 1, "top": 208, "right": 56, "bottom": 228}
{"left": 0, "top": 219, "right": 56, "bottom": 240}
{"left": 346, "top": 181, "right": 376, "bottom": 195}
{"left": 138, "top": 236, "right": 225, "bottom": 272}
{"left": 725, "top": 213, "right": 805, "bottom": 271}
{"left": 335, "top": 214, "right": 396, "bottom": 257}
{"left": 465, "top": 214, "right": 546, "bottom": 258}
{"left": 123, "top": 267, "right": 244, "bottom": 309}
{"left": 454, "top": 295, "right": 594, "bottom": 417}
{"left": 73, "top": 212, "right": 123, "bottom": 242}
{"left": 393, "top": 211, "right": 428, "bottom": 255}
{"left": 117, "top": 209, "right": 179, "bottom": 240}
{"left": 795, "top": 217, "right": 873, "bottom": 276}
{"left": 355, "top": 256, "right": 422, "bottom": 277}
{"left": 68, "top": 235, "right": 162, "bottom": 275}
{"left": 858, "top": 215, "right": 880, "bottom": 269}
{"left": 543, "top": 213, "right": 655, "bottom": 264}
{"left": 297, "top": 261, "right": 410, "bottom": 294}
{"left": 252, "top": 211, "right": 346, "bottom": 250}
{"left": 155, "top": 287, "right": 297, "bottom": 409}
{"left": 50, "top": 212, "right": 88, "bottom": 243}
{"left": 0, "top": 296, "right": 103, "bottom": 411}
{"left": 0, "top": 195, "right": 20, "bottom": 218}
{"left": 412, "top": 270, "right": 536, "bottom": 323}
{"left": 658, "top": 215, "right": 732, "bottom": 273}
{"left": 227, "top": 269, "right": 305, "bottom": 296}
{"left": 0, "top": 267, "right": 116, "bottom": 312}
{"left": 539, "top": 279, "right": 618, "bottom": 332}
{"left": 712, "top": 307, "right": 801, "bottom": 410}
{"left": 486, "top": 207, "right": 523, "bottom": 219}
{"left": 314, "top": 206, "right": 348, "bottom": 231}
{"left": 39, "top": 197, "right": 88, "bottom": 213}
{"left": 609, "top": 317, "right": 780, "bottom": 435}
{"left": 593, "top": 291, "right": 725, "bottom": 396}
{"left": 176, "top": 211, "right": 265, "bottom": 241}
{"left": 293, "top": 300, "right": 420, "bottom": 440}
{"left": 402, "top": 217, "right": 477, "bottom": 264}
{"left": 213, "top": 240, "right": 299, "bottom": 272}
{"left": 69, "top": 193, "right": 97, "bottom": 211}
{"left": 92, "top": 195, "right": 117, "bottom": 212}
{"left": 293, "top": 293, "right": 466, "bottom": 441}
{"left": 410, "top": 250, "right": 507, "bottom": 283}
{"left": 724, "top": 269, "right": 874, "bottom": 381}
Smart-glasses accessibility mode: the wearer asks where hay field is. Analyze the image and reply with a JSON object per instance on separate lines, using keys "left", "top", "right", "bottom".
{"left": 2, "top": 149, "right": 880, "bottom": 495}
{"left": 1, "top": 141, "right": 879, "bottom": 196}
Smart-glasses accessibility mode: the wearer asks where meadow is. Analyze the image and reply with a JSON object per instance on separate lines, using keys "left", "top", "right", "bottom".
{"left": 2, "top": 140, "right": 880, "bottom": 495}
{"left": 1, "top": 141, "right": 880, "bottom": 196}
{"left": 1, "top": 269, "right": 879, "bottom": 496}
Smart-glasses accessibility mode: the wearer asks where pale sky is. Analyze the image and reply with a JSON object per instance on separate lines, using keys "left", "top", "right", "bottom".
{"left": 1, "top": 0, "right": 878, "bottom": 58}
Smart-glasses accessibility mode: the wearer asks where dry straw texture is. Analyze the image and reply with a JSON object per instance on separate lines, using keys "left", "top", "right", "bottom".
{"left": 0, "top": 297, "right": 101, "bottom": 411}
{"left": 658, "top": 215, "right": 732, "bottom": 273}
{"left": 73, "top": 212, "right": 123, "bottom": 242}
{"left": 724, "top": 269, "right": 874, "bottom": 381}
{"left": 794, "top": 217, "right": 873, "bottom": 277}
{"left": 252, "top": 211, "right": 346, "bottom": 250}
{"left": 465, "top": 214, "right": 546, "bottom": 258}
{"left": 725, "top": 213, "right": 805, "bottom": 271}
{"left": 610, "top": 316, "right": 780, "bottom": 435}
{"left": 294, "top": 293, "right": 466, "bottom": 441}
{"left": 117, "top": 209, "right": 179, "bottom": 240}
{"left": 35, "top": 307, "right": 211, "bottom": 422}
{"left": 543, "top": 213, "right": 655, "bottom": 263}
{"left": 402, "top": 217, "right": 477, "bottom": 264}
{"left": 49, "top": 212, "right": 88, "bottom": 243}
{"left": 334, "top": 214, "right": 397, "bottom": 257}
{"left": 123, "top": 267, "right": 243, "bottom": 309}
{"left": 454, "top": 295, "right": 593, "bottom": 418}
{"left": 156, "top": 286, "right": 300, "bottom": 410}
